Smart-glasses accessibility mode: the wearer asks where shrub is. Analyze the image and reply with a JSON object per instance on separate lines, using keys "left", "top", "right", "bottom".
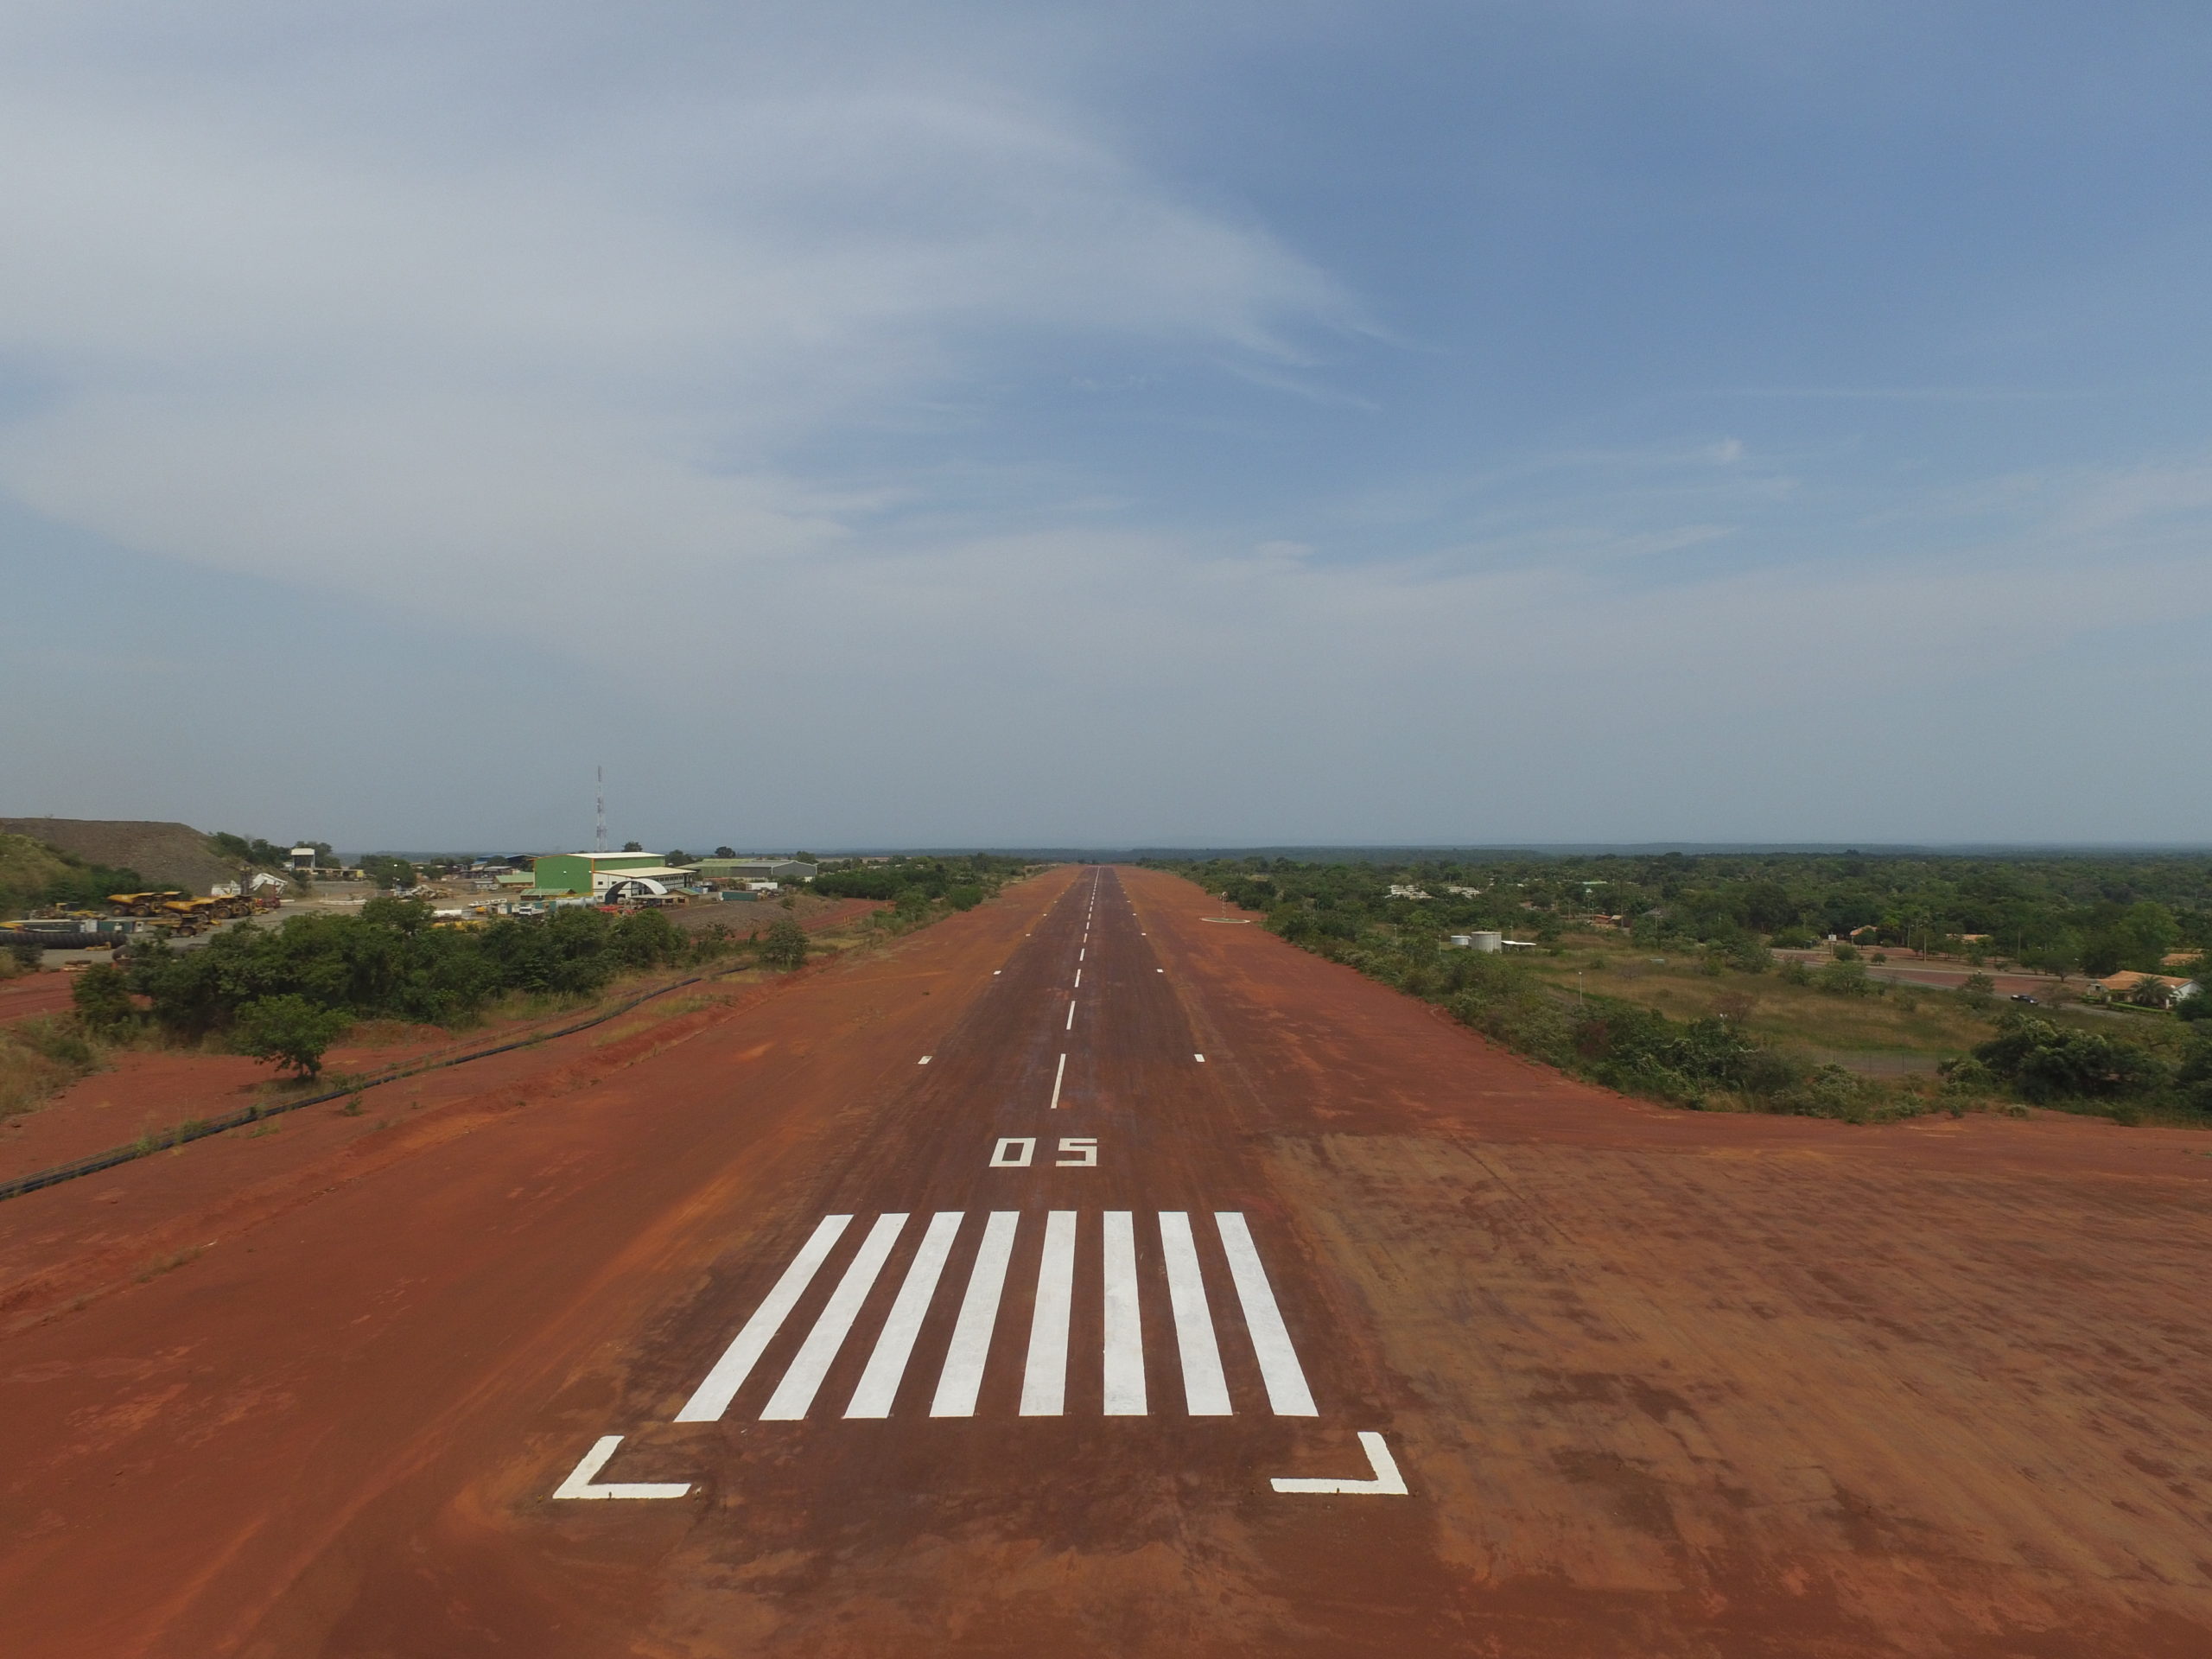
{"left": 71, "top": 963, "right": 139, "bottom": 1037}
{"left": 758, "top": 919, "right": 809, "bottom": 971}
{"left": 233, "top": 995, "right": 353, "bottom": 1079}
{"left": 1817, "top": 958, "right": 1876, "bottom": 996}
{"left": 1972, "top": 1014, "right": 2164, "bottom": 1106}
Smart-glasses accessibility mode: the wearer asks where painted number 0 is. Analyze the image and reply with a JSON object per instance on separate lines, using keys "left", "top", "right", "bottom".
{"left": 988, "top": 1137, "right": 1098, "bottom": 1168}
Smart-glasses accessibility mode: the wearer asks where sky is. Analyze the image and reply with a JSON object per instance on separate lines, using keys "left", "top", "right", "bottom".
{"left": 3, "top": 0, "right": 2209, "bottom": 853}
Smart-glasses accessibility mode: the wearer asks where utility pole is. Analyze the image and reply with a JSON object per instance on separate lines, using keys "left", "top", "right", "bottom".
{"left": 594, "top": 766, "right": 607, "bottom": 855}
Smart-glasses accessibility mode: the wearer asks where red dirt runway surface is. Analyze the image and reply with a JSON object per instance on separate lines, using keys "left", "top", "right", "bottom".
{"left": 3, "top": 867, "right": 2210, "bottom": 1656}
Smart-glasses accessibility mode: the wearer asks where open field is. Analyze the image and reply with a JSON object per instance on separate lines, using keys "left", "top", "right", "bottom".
{"left": 1526, "top": 932, "right": 2006, "bottom": 1077}
{"left": 0, "top": 867, "right": 2207, "bottom": 1656}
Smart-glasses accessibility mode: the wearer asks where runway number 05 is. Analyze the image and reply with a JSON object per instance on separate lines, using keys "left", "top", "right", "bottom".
{"left": 988, "top": 1137, "right": 1098, "bottom": 1168}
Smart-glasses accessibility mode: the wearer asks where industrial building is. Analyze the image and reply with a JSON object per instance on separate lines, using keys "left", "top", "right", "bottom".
{"left": 684, "top": 858, "right": 817, "bottom": 885}
{"left": 525, "top": 852, "right": 701, "bottom": 899}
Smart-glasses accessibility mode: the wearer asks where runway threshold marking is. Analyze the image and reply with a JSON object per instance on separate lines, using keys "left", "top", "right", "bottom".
{"left": 761, "top": 1212, "right": 907, "bottom": 1419}
{"left": 673, "top": 1211, "right": 1315, "bottom": 1422}
{"left": 1020, "top": 1211, "right": 1077, "bottom": 1414}
{"left": 674, "top": 1214, "right": 852, "bottom": 1421}
{"left": 931, "top": 1211, "right": 1020, "bottom": 1416}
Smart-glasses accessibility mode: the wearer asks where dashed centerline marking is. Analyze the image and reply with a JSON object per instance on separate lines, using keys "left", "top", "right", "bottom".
{"left": 1049, "top": 1052, "right": 1067, "bottom": 1110}
{"left": 918, "top": 1056, "right": 932, "bottom": 1065}
{"left": 1193, "top": 1053, "right": 1205, "bottom": 1062}
{"left": 1066, "top": 1001, "right": 1077, "bottom": 1031}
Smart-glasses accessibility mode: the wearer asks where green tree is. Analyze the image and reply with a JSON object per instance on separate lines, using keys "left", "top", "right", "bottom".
{"left": 70, "top": 963, "right": 138, "bottom": 1036}
{"left": 233, "top": 995, "right": 353, "bottom": 1079}
{"left": 359, "top": 855, "right": 417, "bottom": 891}
{"left": 714, "top": 846, "right": 737, "bottom": 860}
{"left": 621, "top": 841, "right": 643, "bottom": 853}
{"left": 758, "top": 919, "right": 809, "bottom": 970}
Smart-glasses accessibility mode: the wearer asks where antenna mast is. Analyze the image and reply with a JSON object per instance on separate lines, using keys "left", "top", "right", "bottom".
{"left": 594, "top": 766, "right": 607, "bottom": 854}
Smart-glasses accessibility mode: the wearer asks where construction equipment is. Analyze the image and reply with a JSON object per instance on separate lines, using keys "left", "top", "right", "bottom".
{"left": 108, "top": 892, "right": 188, "bottom": 917}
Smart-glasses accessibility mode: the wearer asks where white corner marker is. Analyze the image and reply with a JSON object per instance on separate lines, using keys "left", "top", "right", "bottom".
{"left": 551, "top": 1435, "right": 690, "bottom": 1501}
{"left": 1270, "top": 1432, "right": 1408, "bottom": 1496}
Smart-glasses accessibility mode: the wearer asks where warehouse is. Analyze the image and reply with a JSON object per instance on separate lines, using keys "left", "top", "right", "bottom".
{"left": 684, "top": 858, "right": 817, "bottom": 885}
{"left": 526, "top": 852, "right": 702, "bottom": 899}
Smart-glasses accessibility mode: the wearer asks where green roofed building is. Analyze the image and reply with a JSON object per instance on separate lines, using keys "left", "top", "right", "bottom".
{"left": 527, "top": 852, "right": 695, "bottom": 898}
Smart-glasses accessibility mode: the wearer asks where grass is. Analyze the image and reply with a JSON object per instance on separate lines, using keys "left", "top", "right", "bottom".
{"left": 0, "top": 1014, "right": 105, "bottom": 1116}
{"left": 1529, "top": 935, "right": 2001, "bottom": 1076}
{"left": 133, "top": 1244, "right": 206, "bottom": 1283}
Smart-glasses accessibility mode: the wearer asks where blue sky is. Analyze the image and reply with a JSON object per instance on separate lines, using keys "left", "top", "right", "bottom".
{"left": 3, "top": 2, "right": 2209, "bottom": 851}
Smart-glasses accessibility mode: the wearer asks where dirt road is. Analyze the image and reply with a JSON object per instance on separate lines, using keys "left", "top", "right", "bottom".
{"left": 3, "top": 866, "right": 2209, "bottom": 1656}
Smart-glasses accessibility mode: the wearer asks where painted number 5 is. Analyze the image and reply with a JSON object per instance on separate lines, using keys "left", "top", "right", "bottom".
{"left": 1054, "top": 1138, "right": 1097, "bottom": 1167}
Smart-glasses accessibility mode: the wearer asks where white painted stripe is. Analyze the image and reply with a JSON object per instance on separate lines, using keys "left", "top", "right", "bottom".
{"left": 1214, "top": 1212, "right": 1318, "bottom": 1416}
{"left": 1194, "top": 1053, "right": 1205, "bottom": 1062}
{"left": 1271, "top": 1432, "right": 1408, "bottom": 1496}
{"left": 1020, "top": 1211, "right": 1077, "bottom": 1415}
{"left": 1079, "top": 948, "right": 1085, "bottom": 961}
{"left": 675, "top": 1214, "right": 854, "bottom": 1421}
{"left": 1158, "top": 1212, "right": 1231, "bottom": 1415}
{"left": 1073, "top": 969, "right": 1081, "bottom": 988}
{"left": 1102, "top": 1211, "right": 1146, "bottom": 1415}
{"left": 551, "top": 1435, "right": 690, "bottom": 1500}
{"left": 760, "top": 1213, "right": 907, "bottom": 1420}
{"left": 1048, "top": 1051, "right": 1066, "bottom": 1110}
{"left": 846, "top": 1211, "right": 963, "bottom": 1418}
{"left": 918, "top": 1056, "right": 931, "bottom": 1065}
{"left": 931, "top": 1211, "right": 1019, "bottom": 1416}
{"left": 1066, "top": 1001, "right": 1077, "bottom": 1030}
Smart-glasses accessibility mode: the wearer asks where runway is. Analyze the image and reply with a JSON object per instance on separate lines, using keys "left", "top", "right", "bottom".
{"left": 4, "top": 864, "right": 2210, "bottom": 1656}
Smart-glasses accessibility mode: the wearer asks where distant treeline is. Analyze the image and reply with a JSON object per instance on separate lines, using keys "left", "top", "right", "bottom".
{"left": 1169, "top": 850, "right": 2212, "bottom": 977}
{"left": 1146, "top": 853, "right": 2212, "bottom": 1125}
{"left": 107, "top": 898, "right": 700, "bottom": 1035}
{"left": 813, "top": 853, "right": 1028, "bottom": 912}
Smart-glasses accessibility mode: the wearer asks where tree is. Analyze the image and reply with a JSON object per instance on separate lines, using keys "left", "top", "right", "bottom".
{"left": 7, "top": 935, "right": 43, "bottom": 973}
{"left": 758, "top": 919, "right": 808, "bottom": 970}
{"left": 70, "top": 963, "right": 138, "bottom": 1035}
{"left": 359, "top": 855, "right": 417, "bottom": 891}
{"left": 622, "top": 841, "right": 643, "bottom": 853}
{"left": 232, "top": 995, "right": 353, "bottom": 1080}
{"left": 714, "top": 847, "right": 737, "bottom": 860}
{"left": 664, "top": 850, "right": 690, "bottom": 867}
